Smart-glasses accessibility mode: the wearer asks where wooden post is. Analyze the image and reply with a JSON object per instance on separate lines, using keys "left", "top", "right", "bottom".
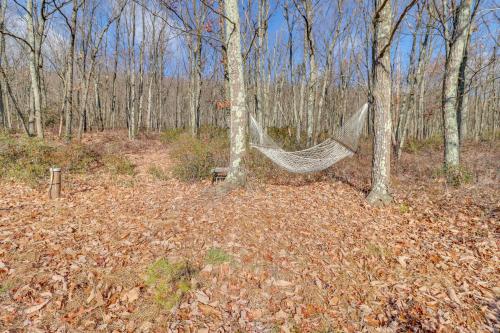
{"left": 49, "top": 167, "right": 61, "bottom": 199}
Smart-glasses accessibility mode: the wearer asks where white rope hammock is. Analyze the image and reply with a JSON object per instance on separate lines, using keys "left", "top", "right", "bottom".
{"left": 250, "top": 103, "right": 368, "bottom": 173}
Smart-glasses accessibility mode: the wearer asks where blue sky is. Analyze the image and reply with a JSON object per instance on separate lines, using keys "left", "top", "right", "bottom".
{"left": 3, "top": 0, "right": 497, "bottom": 82}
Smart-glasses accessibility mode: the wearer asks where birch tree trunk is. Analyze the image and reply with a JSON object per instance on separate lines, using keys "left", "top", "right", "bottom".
{"left": 224, "top": 0, "right": 247, "bottom": 186}
{"left": 367, "top": 0, "right": 393, "bottom": 205}
{"left": 441, "top": 0, "right": 471, "bottom": 170}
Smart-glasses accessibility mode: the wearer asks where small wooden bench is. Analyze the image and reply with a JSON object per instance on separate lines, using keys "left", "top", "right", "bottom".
{"left": 211, "top": 167, "right": 229, "bottom": 184}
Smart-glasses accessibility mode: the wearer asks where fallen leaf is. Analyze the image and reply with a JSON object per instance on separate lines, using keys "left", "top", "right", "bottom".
{"left": 121, "top": 287, "right": 141, "bottom": 303}
{"left": 25, "top": 299, "right": 50, "bottom": 314}
{"left": 198, "top": 303, "right": 221, "bottom": 319}
{"left": 274, "top": 279, "right": 293, "bottom": 288}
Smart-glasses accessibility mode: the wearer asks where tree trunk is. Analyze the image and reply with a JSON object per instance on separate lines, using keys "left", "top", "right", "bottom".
{"left": 64, "top": 0, "right": 78, "bottom": 141}
{"left": 304, "top": 0, "right": 317, "bottom": 146}
{"left": 298, "top": 64, "right": 306, "bottom": 143}
{"left": 28, "top": 89, "right": 35, "bottom": 135}
{"left": 0, "top": 64, "right": 29, "bottom": 134}
{"left": 316, "top": 6, "right": 343, "bottom": 143}
{"left": 129, "top": 1, "right": 137, "bottom": 140}
{"left": 394, "top": 6, "right": 427, "bottom": 158}
{"left": 26, "top": 0, "right": 43, "bottom": 138}
{"left": 367, "top": 0, "right": 393, "bottom": 205}
{"left": 137, "top": 0, "right": 146, "bottom": 131}
{"left": 224, "top": 0, "right": 247, "bottom": 186}
{"left": 442, "top": 0, "right": 471, "bottom": 170}
{"left": 110, "top": 16, "right": 121, "bottom": 130}
{"left": 0, "top": 0, "right": 11, "bottom": 130}
{"left": 457, "top": 26, "right": 472, "bottom": 144}
{"left": 94, "top": 76, "right": 104, "bottom": 131}
{"left": 218, "top": 0, "right": 230, "bottom": 129}
{"left": 146, "top": 75, "right": 154, "bottom": 131}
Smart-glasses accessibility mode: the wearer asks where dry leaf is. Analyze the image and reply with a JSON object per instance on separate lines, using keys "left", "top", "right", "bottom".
{"left": 121, "top": 287, "right": 141, "bottom": 304}
{"left": 25, "top": 299, "right": 50, "bottom": 314}
{"left": 274, "top": 279, "right": 293, "bottom": 288}
{"left": 198, "top": 303, "right": 221, "bottom": 319}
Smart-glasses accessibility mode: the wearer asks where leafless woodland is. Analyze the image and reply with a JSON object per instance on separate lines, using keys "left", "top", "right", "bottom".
{"left": 0, "top": 0, "right": 499, "bottom": 331}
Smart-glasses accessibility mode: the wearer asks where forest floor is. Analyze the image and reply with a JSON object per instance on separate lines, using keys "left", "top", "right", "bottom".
{"left": 0, "top": 131, "right": 499, "bottom": 332}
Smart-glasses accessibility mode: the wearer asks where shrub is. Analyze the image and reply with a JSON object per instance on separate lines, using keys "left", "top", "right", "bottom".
{"left": 170, "top": 132, "right": 228, "bottom": 181}
{"left": 102, "top": 155, "right": 135, "bottom": 176}
{"left": 169, "top": 125, "right": 330, "bottom": 182}
{"left": 266, "top": 127, "right": 303, "bottom": 150}
{"left": 145, "top": 258, "right": 196, "bottom": 310}
{"left": 244, "top": 149, "right": 279, "bottom": 180}
{"left": 205, "top": 247, "right": 233, "bottom": 265}
{"left": 160, "top": 128, "right": 184, "bottom": 144}
{"left": 0, "top": 135, "right": 56, "bottom": 185}
{"left": 198, "top": 125, "right": 229, "bottom": 142}
{"left": 405, "top": 135, "right": 443, "bottom": 153}
{"left": 435, "top": 165, "right": 473, "bottom": 186}
{"left": 148, "top": 165, "right": 169, "bottom": 181}
{"left": 399, "top": 202, "right": 411, "bottom": 214}
{"left": 0, "top": 282, "right": 11, "bottom": 294}
{"left": 54, "top": 144, "right": 100, "bottom": 173}
{"left": 0, "top": 133, "right": 130, "bottom": 185}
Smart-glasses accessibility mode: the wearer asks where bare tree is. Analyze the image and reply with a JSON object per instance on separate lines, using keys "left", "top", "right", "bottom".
{"left": 393, "top": 3, "right": 426, "bottom": 158}
{"left": 26, "top": 0, "right": 50, "bottom": 138}
{"left": 0, "top": 0, "right": 496, "bottom": 183}
{"left": 0, "top": 0, "right": 10, "bottom": 130}
{"left": 316, "top": 0, "right": 345, "bottom": 144}
{"left": 294, "top": 0, "right": 317, "bottom": 146}
{"left": 77, "top": 0, "right": 124, "bottom": 140}
{"left": 55, "top": 0, "right": 83, "bottom": 141}
{"left": 438, "top": 0, "right": 473, "bottom": 174}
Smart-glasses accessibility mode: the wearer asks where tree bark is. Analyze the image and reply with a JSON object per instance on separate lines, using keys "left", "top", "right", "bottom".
{"left": 0, "top": 0, "right": 10, "bottom": 130}
{"left": 394, "top": 6, "right": 427, "bottom": 158}
{"left": 63, "top": 0, "right": 79, "bottom": 141}
{"left": 129, "top": 1, "right": 137, "bottom": 139}
{"left": 303, "top": 0, "right": 317, "bottom": 146}
{"left": 0, "top": 64, "right": 29, "bottom": 134}
{"left": 316, "top": 2, "right": 343, "bottom": 144}
{"left": 441, "top": 0, "right": 471, "bottom": 169}
{"left": 367, "top": 0, "right": 393, "bottom": 205}
{"left": 110, "top": 15, "right": 121, "bottom": 130}
{"left": 26, "top": 0, "right": 44, "bottom": 138}
{"left": 457, "top": 18, "right": 473, "bottom": 144}
{"left": 224, "top": 0, "right": 247, "bottom": 186}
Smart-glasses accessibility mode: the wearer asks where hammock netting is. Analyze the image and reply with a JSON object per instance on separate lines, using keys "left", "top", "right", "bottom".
{"left": 249, "top": 103, "right": 368, "bottom": 173}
